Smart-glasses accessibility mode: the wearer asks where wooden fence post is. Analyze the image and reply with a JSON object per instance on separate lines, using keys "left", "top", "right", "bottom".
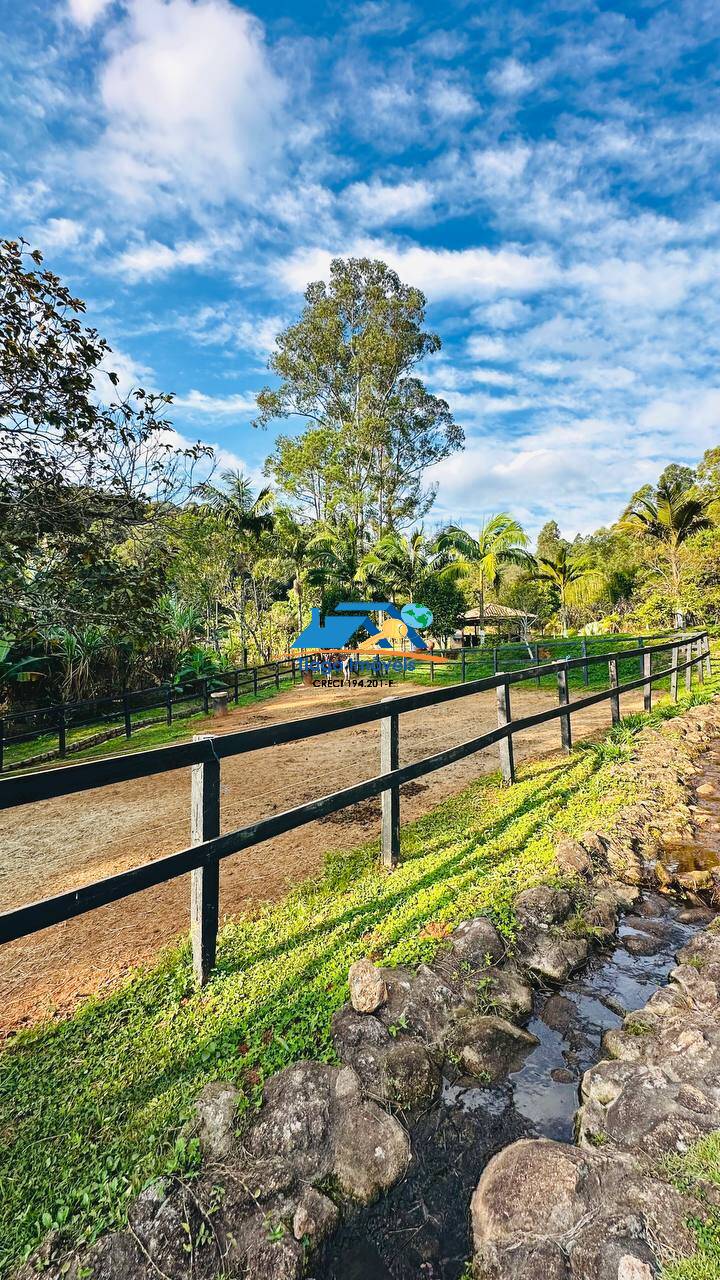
{"left": 638, "top": 637, "right": 644, "bottom": 677}
{"left": 0, "top": 719, "right": 4, "bottom": 774}
{"left": 670, "top": 645, "right": 679, "bottom": 702}
{"left": 643, "top": 649, "right": 652, "bottom": 712}
{"left": 461, "top": 650, "right": 466, "bottom": 683}
{"left": 696, "top": 638, "right": 705, "bottom": 685}
{"left": 685, "top": 642, "right": 693, "bottom": 693}
{"left": 123, "top": 693, "right": 132, "bottom": 738}
{"left": 704, "top": 633, "right": 712, "bottom": 680}
{"left": 166, "top": 685, "right": 173, "bottom": 726}
{"left": 275, "top": 661, "right": 280, "bottom": 690}
{"left": 380, "top": 698, "right": 400, "bottom": 869}
{"left": 557, "top": 662, "right": 572, "bottom": 753}
{"left": 608, "top": 657, "right": 620, "bottom": 725}
{"left": 496, "top": 675, "right": 515, "bottom": 784}
{"left": 190, "top": 735, "right": 221, "bottom": 986}
{"left": 234, "top": 670, "right": 240, "bottom": 702}
{"left": 581, "top": 637, "right": 589, "bottom": 686}
{"left": 253, "top": 667, "right": 258, "bottom": 697}
{"left": 58, "top": 705, "right": 67, "bottom": 758}
{"left": 202, "top": 679, "right": 210, "bottom": 715}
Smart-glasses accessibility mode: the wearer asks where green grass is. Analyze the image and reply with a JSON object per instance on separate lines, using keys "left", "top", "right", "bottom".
{"left": 1, "top": 676, "right": 297, "bottom": 773}
{"left": 0, "top": 682, "right": 715, "bottom": 1276}
{"left": 663, "top": 1133, "right": 720, "bottom": 1279}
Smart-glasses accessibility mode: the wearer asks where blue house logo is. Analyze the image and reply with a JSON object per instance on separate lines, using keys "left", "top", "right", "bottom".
{"left": 291, "top": 601, "right": 433, "bottom": 653}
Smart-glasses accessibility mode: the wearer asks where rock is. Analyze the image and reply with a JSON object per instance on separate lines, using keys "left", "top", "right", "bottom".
{"left": 555, "top": 837, "right": 593, "bottom": 878}
{"left": 677, "top": 907, "right": 715, "bottom": 924}
{"left": 245, "top": 1061, "right": 336, "bottom": 1180}
{"left": 584, "top": 890, "right": 619, "bottom": 941}
{"left": 331, "top": 1006, "right": 393, "bottom": 1095}
{"left": 380, "top": 1039, "right": 441, "bottom": 1109}
{"left": 520, "top": 931, "right": 589, "bottom": 983}
{"left": 676, "top": 869, "right": 714, "bottom": 894}
{"left": 485, "top": 966, "right": 534, "bottom": 1022}
{"left": 551, "top": 1068, "right": 577, "bottom": 1084}
{"left": 235, "top": 1217, "right": 304, "bottom": 1280}
{"left": 541, "top": 994, "right": 575, "bottom": 1033}
{"left": 515, "top": 886, "right": 572, "bottom": 928}
{"left": 623, "top": 933, "right": 662, "bottom": 956}
{"left": 471, "top": 1138, "right": 695, "bottom": 1278}
{"left": 378, "top": 964, "right": 464, "bottom": 1048}
{"left": 581, "top": 830, "right": 611, "bottom": 864}
{"left": 696, "top": 781, "right": 718, "bottom": 798}
{"left": 449, "top": 916, "right": 505, "bottom": 967}
{"left": 333, "top": 1101, "right": 410, "bottom": 1203}
{"left": 292, "top": 1187, "right": 339, "bottom": 1243}
{"left": 348, "top": 958, "right": 387, "bottom": 1013}
{"left": 191, "top": 1080, "right": 239, "bottom": 1160}
{"left": 448, "top": 1012, "right": 539, "bottom": 1084}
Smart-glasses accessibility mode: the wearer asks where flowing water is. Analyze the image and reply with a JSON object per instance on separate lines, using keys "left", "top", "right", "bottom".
{"left": 314, "top": 756, "right": 720, "bottom": 1280}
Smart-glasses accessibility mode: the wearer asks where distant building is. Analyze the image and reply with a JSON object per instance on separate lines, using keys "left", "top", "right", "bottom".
{"left": 457, "top": 604, "right": 537, "bottom": 645}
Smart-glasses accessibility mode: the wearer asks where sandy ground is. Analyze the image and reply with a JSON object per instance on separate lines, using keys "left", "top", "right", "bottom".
{"left": 0, "top": 678, "right": 645, "bottom": 1034}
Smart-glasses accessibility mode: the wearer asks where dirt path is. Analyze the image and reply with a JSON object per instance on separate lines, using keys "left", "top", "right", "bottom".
{"left": 0, "top": 679, "right": 645, "bottom": 1033}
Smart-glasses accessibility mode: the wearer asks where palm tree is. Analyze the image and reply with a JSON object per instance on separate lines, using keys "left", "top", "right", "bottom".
{"left": 434, "top": 514, "right": 532, "bottom": 620}
{"left": 306, "top": 519, "right": 365, "bottom": 609}
{"left": 361, "top": 526, "right": 438, "bottom": 602}
{"left": 621, "top": 478, "right": 712, "bottom": 628}
{"left": 270, "top": 511, "right": 313, "bottom": 635}
{"left": 196, "top": 470, "right": 274, "bottom": 538}
{"left": 533, "top": 547, "right": 605, "bottom": 636}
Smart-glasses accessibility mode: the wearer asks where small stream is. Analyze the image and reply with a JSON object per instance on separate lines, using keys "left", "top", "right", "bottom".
{"left": 313, "top": 758, "right": 720, "bottom": 1280}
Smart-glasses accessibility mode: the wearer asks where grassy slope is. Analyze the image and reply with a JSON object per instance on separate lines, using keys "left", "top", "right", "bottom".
{"left": 664, "top": 1135, "right": 720, "bottom": 1279}
{"left": 0, "top": 687, "right": 717, "bottom": 1275}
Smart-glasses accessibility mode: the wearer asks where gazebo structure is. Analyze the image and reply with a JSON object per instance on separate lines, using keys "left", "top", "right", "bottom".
{"left": 456, "top": 603, "right": 537, "bottom": 645}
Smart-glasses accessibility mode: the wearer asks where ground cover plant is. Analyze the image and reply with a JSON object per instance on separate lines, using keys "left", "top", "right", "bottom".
{"left": 664, "top": 1133, "right": 720, "bottom": 1279}
{"left": 0, "top": 685, "right": 716, "bottom": 1276}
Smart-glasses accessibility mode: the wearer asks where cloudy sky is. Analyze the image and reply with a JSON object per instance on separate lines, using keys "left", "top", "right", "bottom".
{"left": 3, "top": 0, "right": 720, "bottom": 538}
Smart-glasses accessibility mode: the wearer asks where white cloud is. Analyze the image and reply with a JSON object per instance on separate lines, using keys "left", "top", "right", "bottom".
{"left": 173, "top": 389, "right": 258, "bottom": 415}
{"left": 28, "top": 216, "right": 85, "bottom": 250}
{"left": 67, "top": 0, "right": 112, "bottom": 27}
{"left": 345, "top": 179, "right": 434, "bottom": 225}
{"left": 116, "top": 238, "right": 211, "bottom": 281}
{"left": 487, "top": 58, "right": 536, "bottom": 97}
{"left": 95, "top": 0, "right": 285, "bottom": 207}
{"left": 466, "top": 334, "right": 511, "bottom": 361}
{"left": 428, "top": 81, "right": 476, "bottom": 121}
{"left": 277, "top": 240, "right": 557, "bottom": 301}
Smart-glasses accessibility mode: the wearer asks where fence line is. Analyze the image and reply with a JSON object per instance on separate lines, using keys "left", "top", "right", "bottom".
{"left": 0, "top": 630, "right": 687, "bottom": 770}
{"left": 0, "top": 631, "right": 709, "bottom": 984}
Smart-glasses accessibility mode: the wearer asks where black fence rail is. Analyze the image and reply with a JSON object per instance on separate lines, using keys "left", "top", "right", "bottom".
{"left": 0, "top": 632, "right": 710, "bottom": 986}
{"left": 0, "top": 656, "right": 307, "bottom": 772}
{"left": 0, "top": 630, "right": 685, "bottom": 772}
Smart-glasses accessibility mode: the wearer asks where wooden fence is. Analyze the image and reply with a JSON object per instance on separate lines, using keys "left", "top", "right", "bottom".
{"left": 0, "top": 631, "right": 710, "bottom": 986}
{"left": 0, "top": 631, "right": 683, "bottom": 770}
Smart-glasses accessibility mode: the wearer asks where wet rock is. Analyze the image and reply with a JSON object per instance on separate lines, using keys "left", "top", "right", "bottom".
{"left": 379, "top": 1040, "right": 441, "bottom": 1109}
{"left": 584, "top": 890, "right": 619, "bottom": 941}
{"left": 292, "top": 1187, "right": 339, "bottom": 1243}
{"left": 515, "top": 886, "right": 572, "bottom": 928}
{"left": 191, "top": 1080, "right": 240, "bottom": 1160}
{"left": 348, "top": 958, "right": 387, "bottom": 1014}
{"left": 677, "top": 907, "right": 715, "bottom": 925}
{"left": 520, "top": 931, "right": 589, "bottom": 984}
{"left": 333, "top": 1101, "right": 410, "bottom": 1203}
{"left": 555, "top": 837, "right": 593, "bottom": 878}
{"left": 623, "top": 917, "right": 667, "bottom": 936}
{"left": 623, "top": 932, "right": 662, "bottom": 957}
{"left": 448, "top": 1012, "right": 539, "bottom": 1084}
{"left": 550, "top": 1068, "right": 577, "bottom": 1084}
{"left": 541, "top": 994, "right": 575, "bottom": 1033}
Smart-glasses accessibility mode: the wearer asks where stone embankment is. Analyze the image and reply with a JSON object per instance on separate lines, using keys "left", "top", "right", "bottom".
{"left": 17, "top": 703, "right": 720, "bottom": 1280}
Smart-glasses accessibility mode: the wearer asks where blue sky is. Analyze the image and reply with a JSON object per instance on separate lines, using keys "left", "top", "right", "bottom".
{"left": 2, "top": 0, "right": 720, "bottom": 538}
